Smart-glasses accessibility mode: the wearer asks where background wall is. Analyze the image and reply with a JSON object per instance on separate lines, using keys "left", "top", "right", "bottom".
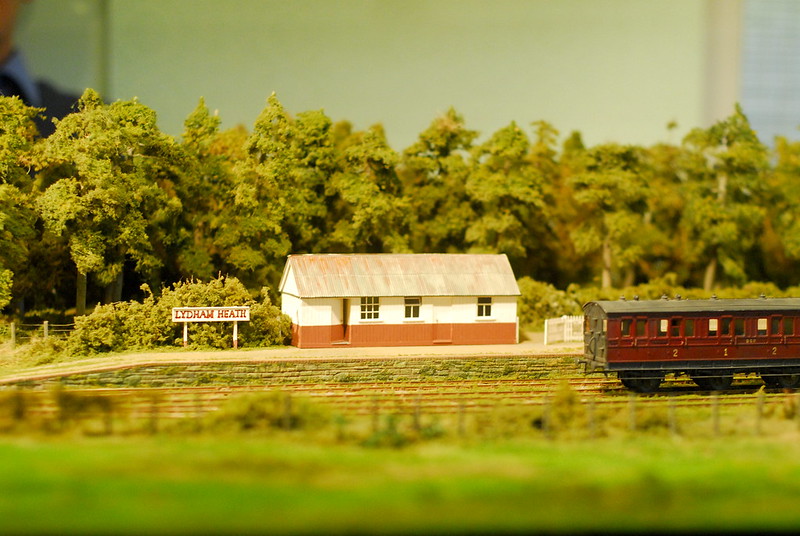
{"left": 16, "top": 0, "right": 778, "bottom": 150}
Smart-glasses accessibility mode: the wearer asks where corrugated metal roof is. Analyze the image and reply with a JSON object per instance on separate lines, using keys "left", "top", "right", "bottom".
{"left": 587, "top": 298, "right": 800, "bottom": 315}
{"left": 280, "top": 254, "right": 520, "bottom": 298}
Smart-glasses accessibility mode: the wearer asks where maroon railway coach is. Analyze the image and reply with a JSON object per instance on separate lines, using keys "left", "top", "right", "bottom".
{"left": 580, "top": 297, "right": 800, "bottom": 393}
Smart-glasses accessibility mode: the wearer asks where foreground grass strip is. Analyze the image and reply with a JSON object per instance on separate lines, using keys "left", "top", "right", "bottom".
{"left": 2, "top": 435, "right": 800, "bottom": 534}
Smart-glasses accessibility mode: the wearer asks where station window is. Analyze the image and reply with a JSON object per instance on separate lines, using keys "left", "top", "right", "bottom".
{"left": 404, "top": 297, "right": 421, "bottom": 318}
{"left": 477, "top": 297, "right": 492, "bottom": 317}
{"left": 758, "top": 318, "right": 768, "bottom": 336}
{"left": 709, "top": 318, "right": 718, "bottom": 335}
{"left": 636, "top": 319, "right": 646, "bottom": 337}
{"left": 360, "top": 297, "right": 380, "bottom": 320}
{"left": 735, "top": 318, "right": 745, "bottom": 336}
{"left": 685, "top": 319, "right": 695, "bottom": 337}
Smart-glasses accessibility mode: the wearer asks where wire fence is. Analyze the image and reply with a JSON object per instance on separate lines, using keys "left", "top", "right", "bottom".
{"left": 2, "top": 322, "right": 75, "bottom": 348}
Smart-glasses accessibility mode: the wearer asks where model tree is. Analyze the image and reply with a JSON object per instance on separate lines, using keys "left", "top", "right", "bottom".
{"left": 0, "top": 96, "right": 39, "bottom": 309}
{"left": 679, "top": 105, "right": 768, "bottom": 290}
{"left": 466, "top": 122, "right": 545, "bottom": 261}
{"left": 399, "top": 107, "right": 477, "bottom": 253}
{"left": 35, "top": 89, "right": 182, "bottom": 314}
{"left": 569, "top": 143, "right": 650, "bottom": 288}
{"left": 326, "top": 124, "right": 408, "bottom": 252}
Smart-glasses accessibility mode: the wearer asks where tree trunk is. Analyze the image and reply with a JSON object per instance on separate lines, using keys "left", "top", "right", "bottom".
{"left": 622, "top": 266, "right": 636, "bottom": 288}
{"left": 602, "top": 238, "right": 612, "bottom": 288}
{"left": 104, "top": 271, "right": 124, "bottom": 304}
{"left": 704, "top": 256, "right": 717, "bottom": 292}
{"left": 76, "top": 270, "right": 87, "bottom": 316}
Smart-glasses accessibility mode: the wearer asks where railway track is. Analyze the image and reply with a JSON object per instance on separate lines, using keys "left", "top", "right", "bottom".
{"left": 2, "top": 373, "right": 794, "bottom": 426}
{"left": 2, "top": 351, "right": 797, "bottom": 435}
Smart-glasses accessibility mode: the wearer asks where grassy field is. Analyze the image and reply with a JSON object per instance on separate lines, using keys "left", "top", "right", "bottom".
{"left": 3, "top": 342, "right": 800, "bottom": 534}
{"left": 3, "top": 432, "right": 800, "bottom": 534}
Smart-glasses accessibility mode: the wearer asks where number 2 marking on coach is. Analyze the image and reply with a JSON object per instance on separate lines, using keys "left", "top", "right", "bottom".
{"left": 672, "top": 348, "right": 678, "bottom": 358}
{"left": 772, "top": 346, "right": 778, "bottom": 356}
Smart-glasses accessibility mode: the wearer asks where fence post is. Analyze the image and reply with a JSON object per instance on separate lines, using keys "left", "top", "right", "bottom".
{"left": 755, "top": 390, "right": 765, "bottom": 435}
{"left": 628, "top": 395, "right": 637, "bottom": 432}
{"left": 669, "top": 396, "right": 678, "bottom": 436}
{"left": 43, "top": 321, "right": 49, "bottom": 340}
{"left": 712, "top": 393, "right": 720, "bottom": 437}
{"left": 544, "top": 318, "right": 549, "bottom": 346}
{"left": 796, "top": 393, "right": 800, "bottom": 432}
{"left": 457, "top": 400, "right": 466, "bottom": 438}
{"left": 10, "top": 322, "right": 15, "bottom": 349}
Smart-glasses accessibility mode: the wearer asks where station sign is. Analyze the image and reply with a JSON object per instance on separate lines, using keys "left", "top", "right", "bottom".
{"left": 171, "top": 306, "right": 251, "bottom": 348}
{"left": 171, "top": 306, "right": 250, "bottom": 323}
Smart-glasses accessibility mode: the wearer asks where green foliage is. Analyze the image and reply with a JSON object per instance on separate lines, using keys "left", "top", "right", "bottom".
{"left": 0, "top": 96, "right": 40, "bottom": 188}
{"left": 517, "top": 277, "right": 580, "bottom": 329}
{"left": 66, "top": 276, "right": 291, "bottom": 355}
{"left": 204, "top": 391, "right": 330, "bottom": 433}
{"left": 0, "top": 183, "right": 36, "bottom": 305}
{"left": 4, "top": 91, "right": 800, "bottom": 318}
{"left": 0, "top": 269, "right": 10, "bottom": 310}
{"left": 36, "top": 89, "right": 183, "bottom": 291}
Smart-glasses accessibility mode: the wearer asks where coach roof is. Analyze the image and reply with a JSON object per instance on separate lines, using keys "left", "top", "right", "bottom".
{"left": 280, "top": 253, "right": 520, "bottom": 298}
{"left": 586, "top": 298, "right": 800, "bottom": 315}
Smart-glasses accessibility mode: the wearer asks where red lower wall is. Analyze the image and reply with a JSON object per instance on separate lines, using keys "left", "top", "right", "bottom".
{"left": 292, "top": 322, "right": 517, "bottom": 348}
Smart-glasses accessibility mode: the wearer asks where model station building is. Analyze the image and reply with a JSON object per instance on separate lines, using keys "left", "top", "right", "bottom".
{"left": 279, "top": 253, "right": 520, "bottom": 348}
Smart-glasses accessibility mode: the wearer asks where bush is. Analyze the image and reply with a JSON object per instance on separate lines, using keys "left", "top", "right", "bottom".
{"left": 66, "top": 275, "right": 292, "bottom": 355}
{"left": 517, "top": 277, "right": 581, "bottom": 330}
{"left": 204, "top": 391, "right": 330, "bottom": 433}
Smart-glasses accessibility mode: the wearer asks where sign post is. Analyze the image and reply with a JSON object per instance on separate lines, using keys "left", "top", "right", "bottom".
{"left": 171, "top": 306, "right": 251, "bottom": 348}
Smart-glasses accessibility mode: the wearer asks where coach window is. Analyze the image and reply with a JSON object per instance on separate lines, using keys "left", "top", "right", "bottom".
{"left": 758, "top": 318, "right": 768, "bottom": 336}
{"left": 685, "top": 318, "right": 695, "bottom": 337}
{"left": 786, "top": 317, "right": 796, "bottom": 336}
{"left": 636, "top": 319, "right": 646, "bottom": 337}
{"left": 670, "top": 318, "right": 681, "bottom": 337}
{"left": 721, "top": 318, "right": 732, "bottom": 336}
{"left": 771, "top": 317, "right": 781, "bottom": 336}
{"left": 709, "top": 318, "right": 718, "bottom": 336}
{"left": 621, "top": 318, "right": 633, "bottom": 337}
{"left": 657, "top": 319, "right": 668, "bottom": 337}
{"left": 735, "top": 318, "right": 745, "bottom": 336}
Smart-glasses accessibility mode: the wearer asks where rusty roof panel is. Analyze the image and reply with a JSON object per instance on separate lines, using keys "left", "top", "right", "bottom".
{"left": 281, "top": 254, "right": 520, "bottom": 298}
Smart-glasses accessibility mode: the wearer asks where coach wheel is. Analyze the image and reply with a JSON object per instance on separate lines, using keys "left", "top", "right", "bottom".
{"left": 692, "top": 371, "right": 733, "bottom": 391}
{"left": 763, "top": 372, "right": 800, "bottom": 389}
{"left": 618, "top": 371, "right": 663, "bottom": 393}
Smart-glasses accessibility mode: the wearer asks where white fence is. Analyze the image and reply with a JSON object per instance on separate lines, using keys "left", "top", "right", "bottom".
{"left": 544, "top": 315, "right": 583, "bottom": 345}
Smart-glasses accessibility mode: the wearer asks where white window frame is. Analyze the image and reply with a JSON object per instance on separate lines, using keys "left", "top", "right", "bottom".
{"left": 477, "top": 296, "right": 493, "bottom": 318}
{"left": 360, "top": 297, "right": 380, "bottom": 320}
{"left": 404, "top": 296, "right": 421, "bottom": 319}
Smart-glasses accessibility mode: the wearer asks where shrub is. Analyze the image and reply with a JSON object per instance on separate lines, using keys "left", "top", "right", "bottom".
{"left": 204, "top": 391, "right": 330, "bottom": 433}
{"left": 66, "top": 275, "right": 292, "bottom": 355}
{"left": 517, "top": 277, "right": 581, "bottom": 329}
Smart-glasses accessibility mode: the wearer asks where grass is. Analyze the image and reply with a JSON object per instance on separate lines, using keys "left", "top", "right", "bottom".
{"left": 2, "top": 433, "right": 800, "bottom": 534}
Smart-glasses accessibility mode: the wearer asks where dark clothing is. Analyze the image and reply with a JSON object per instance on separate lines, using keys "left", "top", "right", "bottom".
{"left": 34, "top": 80, "right": 79, "bottom": 136}
{"left": 0, "top": 51, "right": 79, "bottom": 137}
